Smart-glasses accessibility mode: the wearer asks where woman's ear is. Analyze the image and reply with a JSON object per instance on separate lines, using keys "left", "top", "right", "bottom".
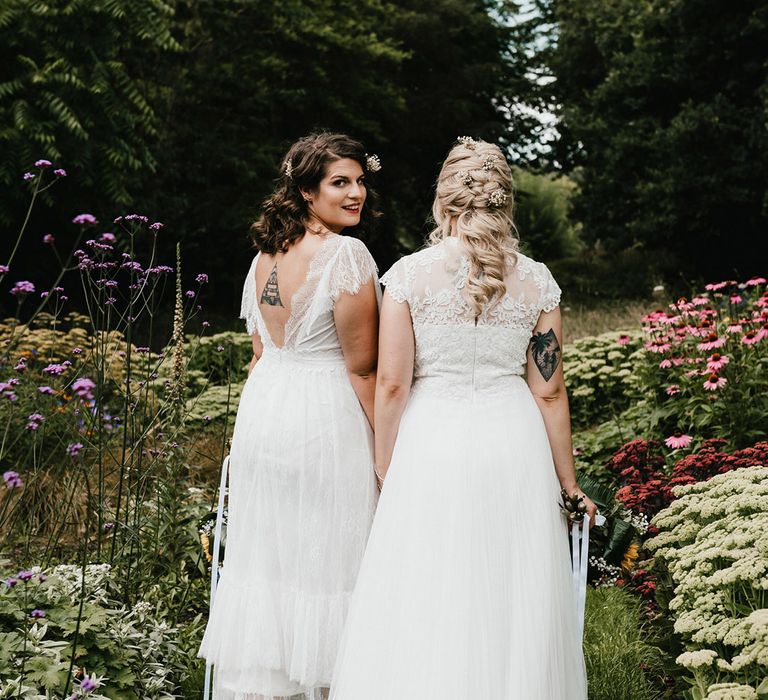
{"left": 299, "top": 188, "right": 313, "bottom": 204}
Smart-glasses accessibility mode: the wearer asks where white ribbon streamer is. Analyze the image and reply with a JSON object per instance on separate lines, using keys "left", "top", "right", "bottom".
{"left": 204, "top": 455, "right": 230, "bottom": 700}
{"left": 571, "top": 511, "right": 606, "bottom": 640}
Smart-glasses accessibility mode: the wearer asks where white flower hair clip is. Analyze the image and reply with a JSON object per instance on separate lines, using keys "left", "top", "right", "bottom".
{"left": 284, "top": 159, "right": 293, "bottom": 179}
{"left": 482, "top": 155, "right": 498, "bottom": 171}
{"left": 457, "top": 170, "right": 474, "bottom": 186}
{"left": 457, "top": 136, "right": 477, "bottom": 149}
{"left": 488, "top": 189, "right": 508, "bottom": 208}
{"left": 366, "top": 154, "right": 382, "bottom": 173}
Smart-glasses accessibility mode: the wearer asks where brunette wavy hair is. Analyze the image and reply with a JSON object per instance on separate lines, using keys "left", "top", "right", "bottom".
{"left": 251, "top": 132, "right": 381, "bottom": 254}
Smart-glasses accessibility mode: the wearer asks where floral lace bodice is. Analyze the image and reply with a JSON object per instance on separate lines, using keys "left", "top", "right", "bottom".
{"left": 240, "top": 235, "right": 379, "bottom": 360}
{"left": 380, "top": 238, "right": 561, "bottom": 400}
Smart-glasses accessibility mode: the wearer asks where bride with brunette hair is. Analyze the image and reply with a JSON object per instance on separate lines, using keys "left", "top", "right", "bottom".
{"left": 331, "top": 137, "right": 593, "bottom": 699}
{"left": 199, "top": 132, "right": 382, "bottom": 700}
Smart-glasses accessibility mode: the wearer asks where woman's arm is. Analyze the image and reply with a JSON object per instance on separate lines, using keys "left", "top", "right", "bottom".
{"left": 374, "top": 293, "right": 415, "bottom": 486}
{"left": 247, "top": 331, "right": 264, "bottom": 376}
{"left": 334, "top": 279, "right": 380, "bottom": 428}
{"left": 526, "top": 306, "right": 597, "bottom": 525}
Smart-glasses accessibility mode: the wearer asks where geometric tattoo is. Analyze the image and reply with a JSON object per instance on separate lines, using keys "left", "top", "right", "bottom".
{"left": 529, "top": 329, "right": 561, "bottom": 382}
{"left": 260, "top": 262, "right": 284, "bottom": 307}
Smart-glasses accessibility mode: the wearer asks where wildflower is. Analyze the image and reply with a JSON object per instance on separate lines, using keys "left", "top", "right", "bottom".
{"left": 103, "top": 522, "right": 114, "bottom": 531}
{"left": 72, "top": 214, "right": 98, "bottom": 226}
{"left": 71, "top": 377, "right": 96, "bottom": 401}
{"left": 25, "top": 412, "right": 45, "bottom": 430}
{"left": 30, "top": 609, "right": 46, "bottom": 618}
{"left": 54, "top": 168, "right": 67, "bottom": 177}
{"left": 4, "top": 471, "right": 23, "bottom": 489}
{"left": 4, "top": 577, "right": 19, "bottom": 587}
{"left": 23, "top": 172, "right": 35, "bottom": 181}
{"left": 617, "top": 334, "right": 631, "bottom": 346}
{"left": 729, "top": 294, "right": 742, "bottom": 304}
{"left": 645, "top": 339, "right": 671, "bottom": 353}
{"left": 10, "top": 280, "right": 35, "bottom": 296}
{"left": 202, "top": 321, "right": 211, "bottom": 329}
{"left": 196, "top": 273, "right": 209, "bottom": 284}
{"left": 14, "top": 358, "right": 26, "bottom": 372}
{"left": 185, "top": 290, "right": 195, "bottom": 298}
{"left": 706, "top": 353, "right": 729, "bottom": 371}
{"left": 665, "top": 384, "right": 680, "bottom": 396}
{"left": 149, "top": 221, "right": 164, "bottom": 231}
{"left": 42, "top": 234, "right": 55, "bottom": 244}
{"left": 43, "top": 363, "right": 68, "bottom": 375}
{"left": 38, "top": 386, "right": 55, "bottom": 395}
{"left": 726, "top": 323, "right": 743, "bottom": 333}
{"left": 621, "top": 542, "right": 639, "bottom": 571}
{"left": 35, "top": 159, "right": 52, "bottom": 168}
{"left": 0, "top": 265, "right": 8, "bottom": 273}
{"left": 79, "top": 675, "right": 101, "bottom": 692}
{"left": 17, "top": 570, "right": 34, "bottom": 581}
{"left": 745, "top": 276, "right": 766, "bottom": 286}
{"left": 705, "top": 282, "right": 727, "bottom": 291}
{"left": 100, "top": 232, "right": 116, "bottom": 243}
{"left": 203, "top": 415, "right": 212, "bottom": 423}
{"left": 216, "top": 345, "right": 224, "bottom": 353}
{"left": 697, "top": 333, "right": 726, "bottom": 351}
{"left": 659, "top": 358, "right": 672, "bottom": 369}
{"left": 742, "top": 330, "right": 761, "bottom": 345}
{"left": 72, "top": 347, "right": 82, "bottom": 355}
{"left": 66, "top": 442, "right": 83, "bottom": 457}
{"left": 703, "top": 374, "right": 727, "bottom": 391}
{"left": 665, "top": 432, "right": 692, "bottom": 449}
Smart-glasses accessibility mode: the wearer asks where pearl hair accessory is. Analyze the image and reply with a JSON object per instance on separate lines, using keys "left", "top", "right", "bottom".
{"left": 365, "top": 154, "right": 382, "bottom": 173}
{"left": 482, "top": 155, "right": 498, "bottom": 171}
{"left": 284, "top": 159, "right": 293, "bottom": 179}
{"left": 457, "top": 136, "right": 477, "bottom": 149}
{"left": 457, "top": 170, "right": 474, "bottom": 186}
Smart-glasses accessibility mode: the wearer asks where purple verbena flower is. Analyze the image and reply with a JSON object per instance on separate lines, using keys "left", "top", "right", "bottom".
{"left": 38, "top": 386, "right": 55, "bottom": 395}
{"left": 72, "top": 377, "right": 96, "bottom": 401}
{"left": 17, "top": 570, "right": 34, "bottom": 582}
{"left": 202, "top": 321, "right": 210, "bottom": 328}
{"left": 43, "top": 363, "right": 68, "bottom": 376}
{"left": 4, "top": 577, "right": 19, "bottom": 587}
{"left": 185, "top": 290, "right": 195, "bottom": 298}
{"left": 25, "top": 413, "right": 45, "bottom": 430}
{"left": 66, "top": 442, "right": 84, "bottom": 457}
{"left": 72, "top": 214, "right": 98, "bottom": 226}
{"left": 43, "top": 234, "right": 55, "bottom": 244}
{"left": 149, "top": 221, "right": 163, "bottom": 231}
{"left": 14, "top": 358, "right": 27, "bottom": 372}
{"left": 35, "top": 159, "right": 52, "bottom": 168}
{"left": 3, "top": 471, "right": 22, "bottom": 489}
{"left": 203, "top": 415, "right": 212, "bottom": 423}
{"left": 72, "top": 347, "right": 82, "bottom": 355}
{"left": 0, "top": 265, "right": 8, "bottom": 273}
{"left": 30, "top": 609, "right": 46, "bottom": 618}
{"left": 54, "top": 168, "right": 67, "bottom": 177}
{"left": 100, "top": 232, "right": 116, "bottom": 243}
{"left": 196, "top": 273, "right": 209, "bottom": 284}
{"left": 11, "top": 280, "right": 35, "bottom": 296}
{"left": 23, "top": 172, "right": 35, "bottom": 181}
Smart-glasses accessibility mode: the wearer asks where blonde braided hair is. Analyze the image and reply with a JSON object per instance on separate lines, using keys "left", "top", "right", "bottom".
{"left": 429, "top": 138, "right": 518, "bottom": 316}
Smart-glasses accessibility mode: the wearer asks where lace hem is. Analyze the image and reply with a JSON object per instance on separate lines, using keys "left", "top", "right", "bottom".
{"left": 380, "top": 260, "right": 408, "bottom": 303}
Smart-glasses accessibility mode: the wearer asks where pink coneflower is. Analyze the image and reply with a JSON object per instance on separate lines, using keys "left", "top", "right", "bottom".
{"left": 645, "top": 339, "right": 672, "bottom": 353}
{"left": 742, "top": 330, "right": 762, "bottom": 345}
{"left": 665, "top": 384, "right": 681, "bottom": 396}
{"left": 659, "top": 359, "right": 672, "bottom": 369}
{"left": 757, "top": 292, "right": 768, "bottom": 308}
{"left": 746, "top": 276, "right": 766, "bottom": 287}
{"left": 691, "top": 295, "right": 709, "bottom": 306}
{"left": 665, "top": 432, "right": 692, "bottom": 449}
{"left": 698, "top": 333, "right": 726, "bottom": 351}
{"left": 706, "top": 353, "right": 730, "bottom": 371}
{"left": 729, "top": 294, "right": 742, "bottom": 304}
{"left": 703, "top": 374, "right": 727, "bottom": 391}
{"left": 727, "top": 323, "right": 743, "bottom": 333}
{"left": 685, "top": 369, "right": 702, "bottom": 378}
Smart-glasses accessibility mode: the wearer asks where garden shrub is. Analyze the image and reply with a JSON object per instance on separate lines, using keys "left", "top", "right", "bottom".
{"left": 647, "top": 466, "right": 768, "bottom": 699}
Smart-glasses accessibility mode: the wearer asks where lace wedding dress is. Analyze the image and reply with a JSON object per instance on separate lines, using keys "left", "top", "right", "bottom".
{"left": 330, "top": 237, "right": 588, "bottom": 700}
{"left": 198, "top": 234, "right": 380, "bottom": 700}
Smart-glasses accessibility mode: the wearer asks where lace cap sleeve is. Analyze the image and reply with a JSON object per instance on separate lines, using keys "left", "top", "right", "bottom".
{"left": 380, "top": 257, "right": 408, "bottom": 304}
{"left": 239, "top": 255, "right": 259, "bottom": 335}
{"left": 328, "top": 236, "right": 379, "bottom": 302}
{"left": 540, "top": 263, "right": 562, "bottom": 313}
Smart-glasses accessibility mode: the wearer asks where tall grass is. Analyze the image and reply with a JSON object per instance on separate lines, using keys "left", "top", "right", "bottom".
{"left": 562, "top": 300, "right": 647, "bottom": 344}
{"left": 584, "top": 587, "right": 664, "bottom": 700}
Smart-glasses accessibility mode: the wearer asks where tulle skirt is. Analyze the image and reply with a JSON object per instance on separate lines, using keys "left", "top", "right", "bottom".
{"left": 330, "top": 377, "right": 588, "bottom": 700}
{"left": 198, "top": 350, "right": 378, "bottom": 700}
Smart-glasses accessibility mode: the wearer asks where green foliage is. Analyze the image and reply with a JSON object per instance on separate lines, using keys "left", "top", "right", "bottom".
{"left": 0, "top": 0, "right": 180, "bottom": 222}
{"left": 0, "top": 564, "right": 182, "bottom": 698}
{"left": 583, "top": 586, "right": 664, "bottom": 700}
{"left": 513, "top": 167, "right": 582, "bottom": 261}
{"left": 543, "top": 0, "right": 768, "bottom": 283}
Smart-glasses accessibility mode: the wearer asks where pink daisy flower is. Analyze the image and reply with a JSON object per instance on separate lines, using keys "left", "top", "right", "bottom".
{"left": 742, "top": 330, "right": 762, "bottom": 345}
{"left": 703, "top": 374, "right": 727, "bottom": 391}
{"left": 745, "top": 277, "right": 766, "bottom": 287}
{"left": 698, "top": 333, "right": 726, "bottom": 351}
{"left": 617, "top": 334, "right": 632, "bottom": 346}
{"left": 691, "top": 296, "right": 710, "bottom": 306}
{"left": 665, "top": 384, "right": 681, "bottom": 396}
{"left": 659, "top": 359, "right": 672, "bottom": 369}
{"left": 665, "top": 432, "right": 692, "bottom": 449}
{"left": 706, "top": 353, "right": 730, "bottom": 371}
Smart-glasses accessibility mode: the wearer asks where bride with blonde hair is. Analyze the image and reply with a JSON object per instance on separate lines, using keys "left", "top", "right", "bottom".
{"left": 330, "top": 137, "right": 593, "bottom": 699}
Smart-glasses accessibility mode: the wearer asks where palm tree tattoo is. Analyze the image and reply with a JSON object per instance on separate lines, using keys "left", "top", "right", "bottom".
{"left": 529, "top": 329, "right": 561, "bottom": 381}
{"left": 260, "top": 263, "right": 284, "bottom": 307}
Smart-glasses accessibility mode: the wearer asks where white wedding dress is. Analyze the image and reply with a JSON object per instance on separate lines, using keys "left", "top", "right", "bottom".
{"left": 198, "top": 234, "right": 379, "bottom": 700}
{"left": 330, "top": 237, "right": 588, "bottom": 700}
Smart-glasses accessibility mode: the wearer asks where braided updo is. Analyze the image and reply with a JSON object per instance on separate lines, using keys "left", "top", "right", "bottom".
{"left": 429, "top": 137, "right": 519, "bottom": 316}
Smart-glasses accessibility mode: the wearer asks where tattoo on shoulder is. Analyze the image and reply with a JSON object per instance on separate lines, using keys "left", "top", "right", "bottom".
{"left": 260, "top": 262, "right": 284, "bottom": 307}
{"left": 529, "top": 329, "right": 561, "bottom": 382}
